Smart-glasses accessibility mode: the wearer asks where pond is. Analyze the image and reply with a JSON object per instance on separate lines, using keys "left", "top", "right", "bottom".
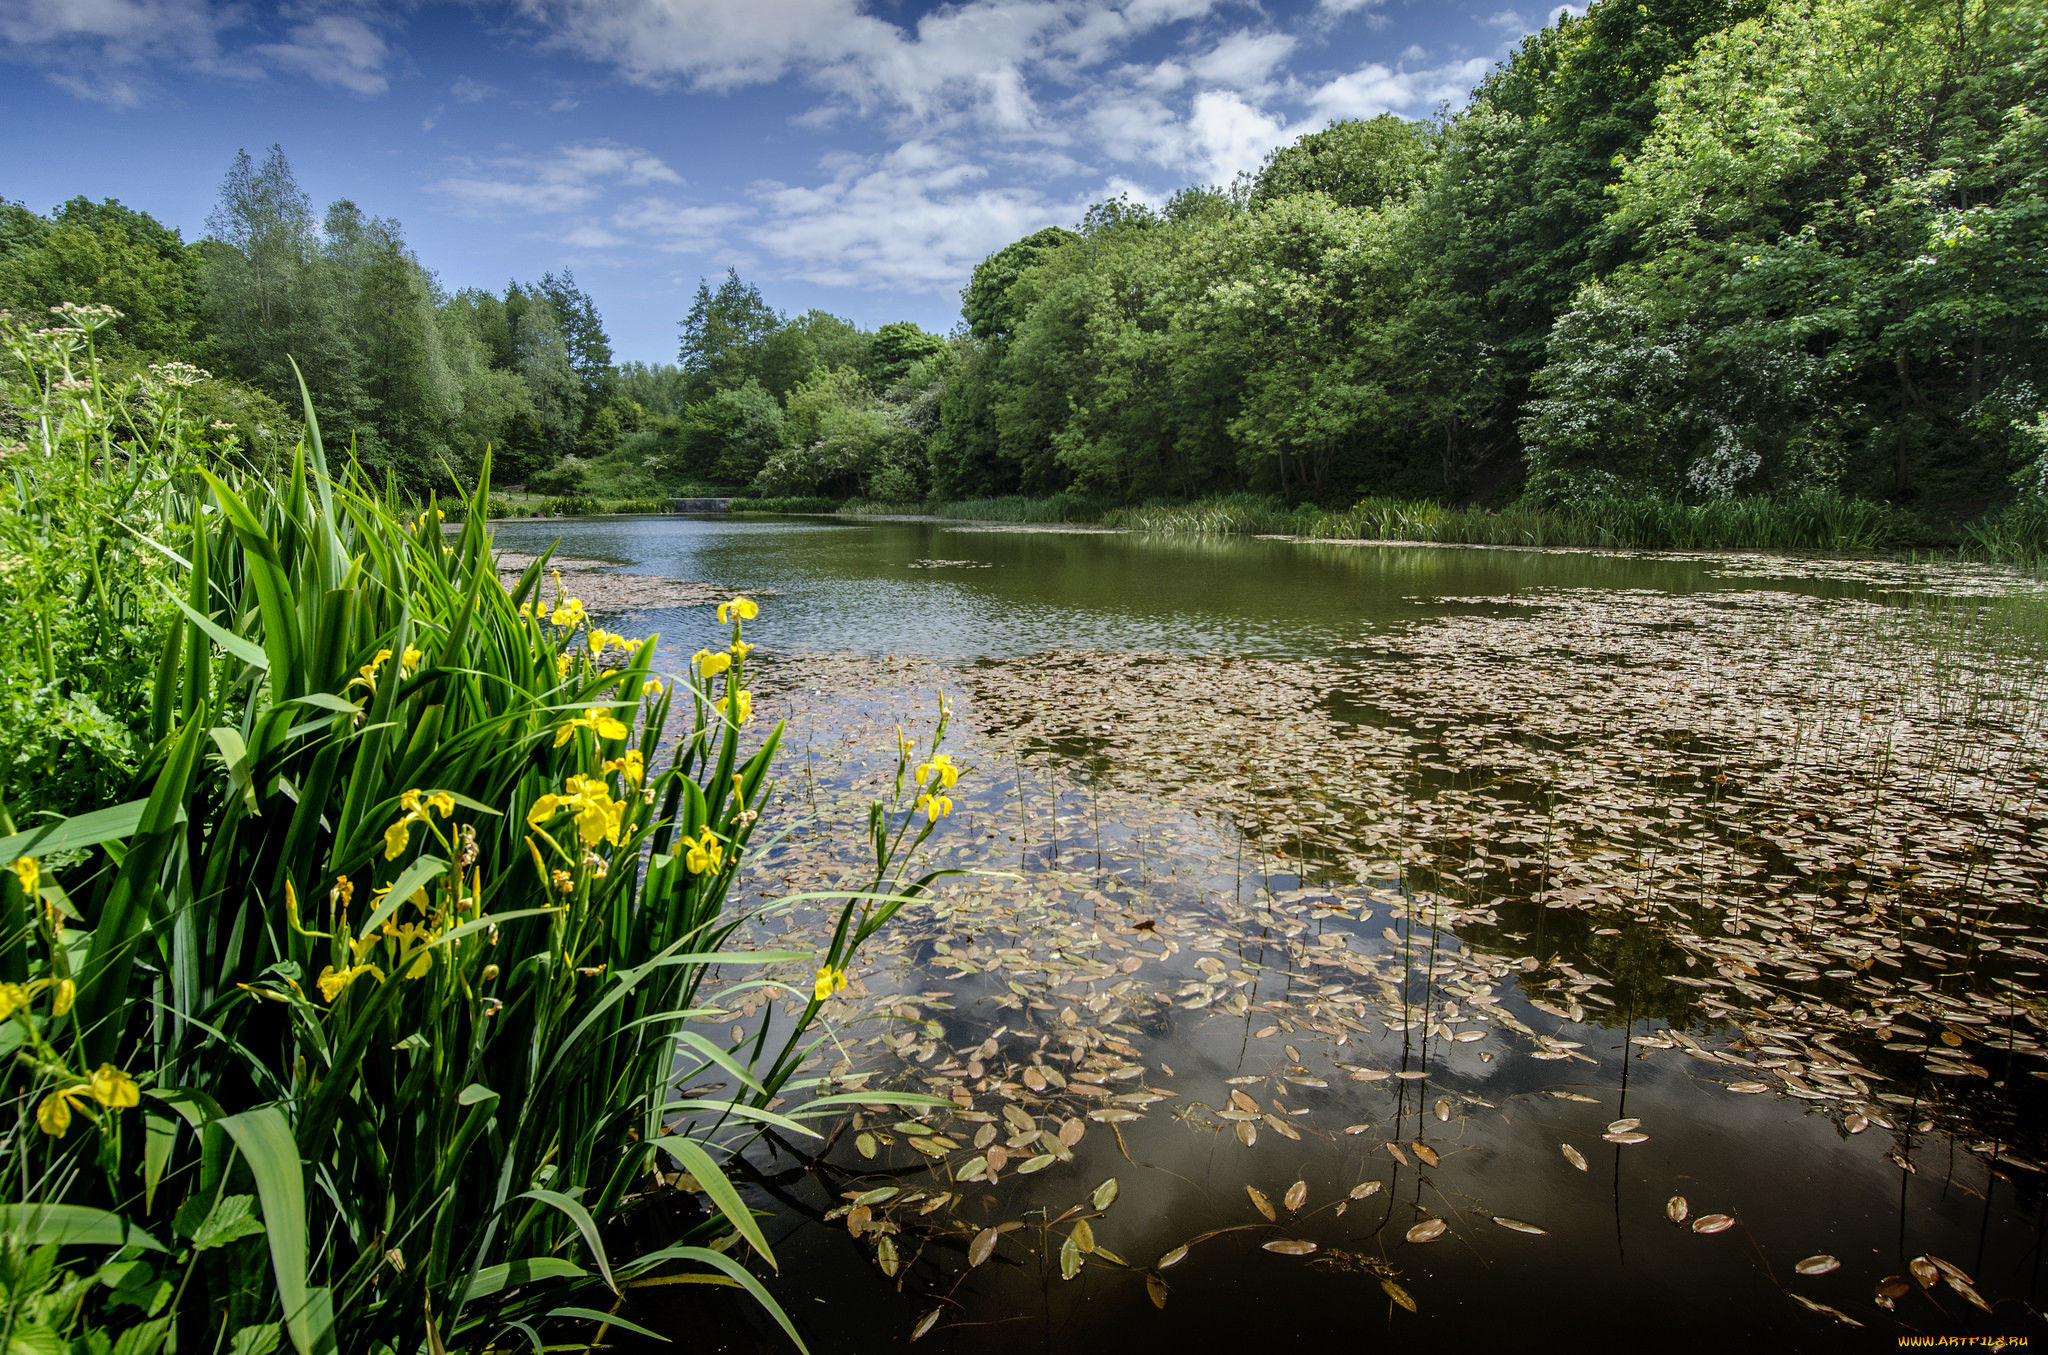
{"left": 489, "top": 514, "right": 2048, "bottom": 1350}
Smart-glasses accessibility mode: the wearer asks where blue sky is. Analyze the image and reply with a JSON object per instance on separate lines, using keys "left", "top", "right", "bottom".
{"left": 0, "top": 0, "right": 1574, "bottom": 363}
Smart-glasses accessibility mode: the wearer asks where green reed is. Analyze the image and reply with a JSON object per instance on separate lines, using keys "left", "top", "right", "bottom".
{"left": 1, "top": 311, "right": 956, "bottom": 1354}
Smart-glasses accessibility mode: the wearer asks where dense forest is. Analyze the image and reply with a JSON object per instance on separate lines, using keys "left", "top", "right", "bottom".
{"left": 4, "top": 0, "right": 2045, "bottom": 524}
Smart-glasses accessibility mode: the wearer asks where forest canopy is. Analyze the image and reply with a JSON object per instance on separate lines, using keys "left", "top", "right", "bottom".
{"left": 4, "top": 0, "right": 2043, "bottom": 521}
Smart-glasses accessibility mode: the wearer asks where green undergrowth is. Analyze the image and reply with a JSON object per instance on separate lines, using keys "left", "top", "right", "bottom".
{"left": 1, "top": 305, "right": 961, "bottom": 1354}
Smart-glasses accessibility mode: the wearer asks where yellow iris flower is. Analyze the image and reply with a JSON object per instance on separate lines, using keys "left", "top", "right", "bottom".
{"left": 915, "top": 754, "right": 960, "bottom": 789}
{"left": 317, "top": 962, "right": 385, "bottom": 1003}
{"left": 917, "top": 792, "right": 953, "bottom": 821}
{"left": 717, "top": 597, "right": 759, "bottom": 625}
{"left": 603, "top": 749, "right": 646, "bottom": 784}
{"left": 730, "top": 638, "right": 753, "bottom": 660}
{"left": 529, "top": 775, "right": 626, "bottom": 849}
{"left": 553, "top": 710, "right": 631, "bottom": 747}
{"left": 550, "top": 597, "right": 586, "bottom": 627}
{"left": 726, "top": 688, "right": 752, "bottom": 724}
{"left": 383, "top": 788, "right": 456, "bottom": 860}
{"left": 811, "top": 965, "right": 849, "bottom": 1001}
{"left": 12, "top": 856, "right": 37, "bottom": 897}
{"left": 399, "top": 645, "right": 425, "bottom": 676}
{"left": 348, "top": 648, "right": 393, "bottom": 696}
{"left": 36, "top": 1063, "right": 141, "bottom": 1136}
{"left": 692, "top": 649, "right": 732, "bottom": 677}
{"left": 684, "top": 826, "right": 724, "bottom": 875}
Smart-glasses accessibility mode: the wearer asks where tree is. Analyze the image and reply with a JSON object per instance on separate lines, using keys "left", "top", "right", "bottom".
{"left": 1249, "top": 115, "right": 1439, "bottom": 213}
{"left": 201, "top": 145, "right": 362, "bottom": 432}
{"left": 679, "top": 269, "right": 780, "bottom": 397}
{"left": 0, "top": 198, "right": 206, "bottom": 358}
{"left": 864, "top": 322, "right": 946, "bottom": 390}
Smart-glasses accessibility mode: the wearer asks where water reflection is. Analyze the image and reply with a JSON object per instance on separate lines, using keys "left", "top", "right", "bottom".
{"left": 508, "top": 518, "right": 2047, "bottom": 1349}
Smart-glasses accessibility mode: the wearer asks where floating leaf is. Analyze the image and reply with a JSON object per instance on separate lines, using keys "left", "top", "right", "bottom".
{"left": 1018, "top": 1153, "right": 1057, "bottom": 1175}
{"left": 1493, "top": 1217, "right": 1547, "bottom": 1235}
{"left": 1606, "top": 1118, "right": 1641, "bottom": 1134}
{"left": 1665, "top": 1196, "right": 1688, "bottom": 1225}
{"left": 968, "top": 1228, "right": 999, "bottom": 1268}
{"left": 1092, "top": 1178, "right": 1120, "bottom": 1211}
{"left": 1405, "top": 1218, "right": 1447, "bottom": 1244}
{"left": 1603, "top": 1131, "right": 1649, "bottom": 1145}
{"left": 1146, "top": 1271, "right": 1171, "bottom": 1308}
{"left": 1072, "top": 1218, "right": 1096, "bottom": 1254}
{"left": 1411, "top": 1141, "right": 1440, "bottom": 1168}
{"left": 1790, "top": 1294, "right": 1863, "bottom": 1326}
{"left": 1380, "top": 1277, "right": 1417, "bottom": 1312}
{"left": 1561, "top": 1144, "right": 1587, "bottom": 1172}
{"left": 1908, "top": 1257, "right": 1938, "bottom": 1289}
{"left": 1157, "top": 1244, "right": 1188, "bottom": 1270}
{"left": 853, "top": 1187, "right": 899, "bottom": 1207}
{"left": 1795, "top": 1255, "right": 1839, "bottom": 1276}
{"left": 911, "top": 1308, "right": 943, "bottom": 1341}
{"left": 1387, "top": 1143, "right": 1409, "bottom": 1167}
{"left": 1283, "top": 1180, "right": 1307, "bottom": 1212}
{"left": 1948, "top": 1275, "right": 1994, "bottom": 1312}
{"left": 876, "top": 1235, "right": 900, "bottom": 1277}
{"left": 1059, "top": 1235, "right": 1083, "bottom": 1280}
{"left": 1235, "top": 1121, "right": 1257, "bottom": 1147}
{"left": 1691, "top": 1214, "right": 1735, "bottom": 1234}
{"left": 1434, "top": 1098, "right": 1452, "bottom": 1123}
{"left": 856, "top": 1133, "right": 878, "bottom": 1159}
{"left": 1247, "top": 1186, "right": 1275, "bottom": 1221}
{"left": 1349, "top": 1181, "right": 1382, "bottom": 1200}
{"left": 1262, "top": 1239, "right": 1317, "bottom": 1255}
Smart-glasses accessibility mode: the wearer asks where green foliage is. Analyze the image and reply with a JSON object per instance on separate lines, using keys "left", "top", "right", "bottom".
{"left": 0, "top": 197, "right": 207, "bottom": 360}
{"left": 1527, "top": 0, "right": 2048, "bottom": 506}
{"left": 1248, "top": 114, "right": 1438, "bottom": 212}
{"left": 1104, "top": 488, "right": 1913, "bottom": 550}
{"left": 2, "top": 334, "right": 958, "bottom": 1353}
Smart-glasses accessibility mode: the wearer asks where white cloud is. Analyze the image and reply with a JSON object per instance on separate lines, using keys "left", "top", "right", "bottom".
{"left": 254, "top": 14, "right": 393, "bottom": 95}
{"left": 0, "top": 0, "right": 407, "bottom": 100}
{"left": 513, "top": 0, "right": 1230, "bottom": 135}
{"left": 431, "top": 141, "right": 685, "bottom": 214}
{"left": 611, "top": 197, "right": 751, "bottom": 253}
{"left": 1306, "top": 56, "right": 1493, "bottom": 123}
{"left": 451, "top": 74, "right": 498, "bottom": 102}
{"left": 746, "top": 140, "right": 1093, "bottom": 292}
{"left": 1186, "top": 30, "right": 1295, "bottom": 93}
{"left": 0, "top": 0, "right": 239, "bottom": 90}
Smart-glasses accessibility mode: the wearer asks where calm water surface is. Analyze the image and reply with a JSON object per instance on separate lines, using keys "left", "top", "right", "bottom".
{"left": 488, "top": 516, "right": 2046, "bottom": 1352}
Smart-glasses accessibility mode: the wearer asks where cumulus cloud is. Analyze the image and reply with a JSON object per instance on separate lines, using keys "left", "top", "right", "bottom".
{"left": 512, "top": 0, "right": 1232, "bottom": 134}
{"left": 451, "top": 74, "right": 498, "bottom": 102}
{"left": 0, "top": 0, "right": 408, "bottom": 101}
{"left": 746, "top": 140, "right": 1095, "bottom": 291}
{"left": 431, "top": 141, "right": 685, "bottom": 214}
{"left": 254, "top": 13, "right": 394, "bottom": 95}
{"left": 1306, "top": 56, "right": 1495, "bottom": 123}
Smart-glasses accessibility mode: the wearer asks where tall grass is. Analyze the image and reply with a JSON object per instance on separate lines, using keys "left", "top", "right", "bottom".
{"left": 1961, "top": 493, "right": 2048, "bottom": 565}
{"left": 1, "top": 312, "right": 954, "bottom": 1353}
{"left": 1103, "top": 489, "right": 1916, "bottom": 551}
{"left": 837, "top": 494, "right": 1107, "bottom": 523}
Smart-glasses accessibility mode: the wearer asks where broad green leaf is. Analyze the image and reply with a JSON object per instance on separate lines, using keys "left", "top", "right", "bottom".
{"left": 217, "top": 1107, "right": 332, "bottom": 1355}
{"left": 518, "top": 1189, "right": 617, "bottom": 1295}
{"left": 0, "top": 1205, "right": 166, "bottom": 1253}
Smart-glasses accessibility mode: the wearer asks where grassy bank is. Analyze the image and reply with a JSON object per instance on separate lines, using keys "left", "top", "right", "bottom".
{"left": 770, "top": 488, "right": 2048, "bottom": 561}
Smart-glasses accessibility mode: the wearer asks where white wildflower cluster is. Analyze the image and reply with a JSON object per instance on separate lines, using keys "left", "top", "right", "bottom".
{"left": 148, "top": 362, "right": 211, "bottom": 389}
